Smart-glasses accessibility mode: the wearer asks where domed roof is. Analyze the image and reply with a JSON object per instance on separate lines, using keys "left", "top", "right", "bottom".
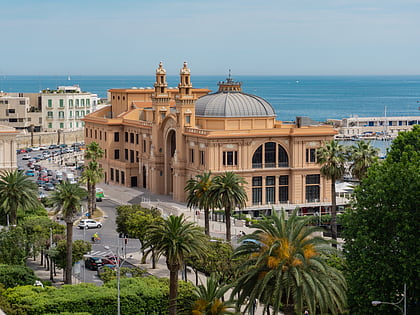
{"left": 195, "top": 76, "right": 276, "bottom": 118}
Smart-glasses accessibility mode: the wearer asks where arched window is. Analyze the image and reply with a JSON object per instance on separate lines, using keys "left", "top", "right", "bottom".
{"left": 252, "top": 142, "right": 289, "bottom": 168}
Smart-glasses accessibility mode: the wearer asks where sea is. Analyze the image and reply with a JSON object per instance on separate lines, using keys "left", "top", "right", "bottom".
{"left": 1, "top": 74, "right": 419, "bottom": 123}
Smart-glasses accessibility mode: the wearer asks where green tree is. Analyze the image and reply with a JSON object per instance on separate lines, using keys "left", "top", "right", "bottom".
{"left": 81, "top": 142, "right": 104, "bottom": 215}
{"left": 0, "top": 226, "right": 26, "bottom": 265}
{"left": 0, "top": 169, "right": 39, "bottom": 225}
{"left": 208, "top": 172, "right": 247, "bottom": 242}
{"left": 347, "top": 140, "right": 380, "bottom": 180}
{"left": 185, "top": 172, "right": 214, "bottom": 236}
{"left": 316, "top": 140, "right": 346, "bottom": 244}
{"left": 343, "top": 125, "right": 420, "bottom": 315}
{"left": 47, "top": 182, "right": 87, "bottom": 284}
{"left": 188, "top": 274, "right": 237, "bottom": 315}
{"left": 125, "top": 208, "right": 163, "bottom": 264}
{"left": 52, "top": 239, "right": 91, "bottom": 271}
{"left": 232, "top": 209, "right": 347, "bottom": 315}
{"left": 144, "top": 214, "right": 208, "bottom": 315}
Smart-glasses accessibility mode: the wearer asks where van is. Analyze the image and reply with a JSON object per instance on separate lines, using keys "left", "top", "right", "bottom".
{"left": 96, "top": 188, "right": 104, "bottom": 202}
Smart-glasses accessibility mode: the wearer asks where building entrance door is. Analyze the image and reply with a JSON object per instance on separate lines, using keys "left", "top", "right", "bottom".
{"left": 130, "top": 176, "right": 138, "bottom": 187}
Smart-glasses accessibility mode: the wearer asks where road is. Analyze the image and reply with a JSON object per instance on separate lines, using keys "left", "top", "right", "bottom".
{"left": 17, "top": 148, "right": 142, "bottom": 285}
{"left": 72, "top": 198, "right": 141, "bottom": 284}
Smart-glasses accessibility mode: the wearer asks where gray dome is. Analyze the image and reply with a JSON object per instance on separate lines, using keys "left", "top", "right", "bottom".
{"left": 195, "top": 91, "right": 276, "bottom": 117}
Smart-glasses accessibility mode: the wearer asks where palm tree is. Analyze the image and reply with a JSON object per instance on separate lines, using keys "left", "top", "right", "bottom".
{"left": 83, "top": 142, "right": 104, "bottom": 215}
{"left": 79, "top": 161, "right": 104, "bottom": 215}
{"left": 316, "top": 140, "right": 346, "bottom": 244}
{"left": 144, "top": 214, "right": 208, "bottom": 315}
{"left": 185, "top": 171, "right": 214, "bottom": 236}
{"left": 0, "top": 169, "right": 39, "bottom": 225}
{"left": 48, "top": 182, "right": 87, "bottom": 284}
{"left": 189, "top": 273, "right": 237, "bottom": 315}
{"left": 209, "top": 172, "right": 247, "bottom": 242}
{"left": 232, "top": 209, "right": 347, "bottom": 315}
{"left": 347, "top": 140, "right": 379, "bottom": 180}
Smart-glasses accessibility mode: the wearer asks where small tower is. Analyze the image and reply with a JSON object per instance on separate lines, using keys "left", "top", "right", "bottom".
{"left": 176, "top": 61, "right": 196, "bottom": 128}
{"left": 152, "top": 61, "right": 171, "bottom": 124}
{"left": 217, "top": 69, "right": 242, "bottom": 92}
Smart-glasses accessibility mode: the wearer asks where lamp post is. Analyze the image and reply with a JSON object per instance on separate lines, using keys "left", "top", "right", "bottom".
{"left": 104, "top": 241, "right": 132, "bottom": 315}
{"left": 372, "top": 283, "right": 406, "bottom": 315}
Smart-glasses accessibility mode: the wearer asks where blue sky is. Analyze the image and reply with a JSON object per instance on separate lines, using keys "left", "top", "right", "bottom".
{"left": 1, "top": 0, "right": 420, "bottom": 75}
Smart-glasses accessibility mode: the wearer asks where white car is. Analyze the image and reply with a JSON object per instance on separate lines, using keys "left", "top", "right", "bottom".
{"left": 78, "top": 219, "right": 102, "bottom": 229}
{"left": 22, "top": 154, "right": 31, "bottom": 160}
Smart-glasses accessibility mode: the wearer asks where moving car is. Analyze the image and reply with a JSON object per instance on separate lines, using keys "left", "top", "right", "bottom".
{"left": 78, "top": 219, "right": 102, "bottom": 229}
{"left": 85, "top": 257, "right": 103, "bottom": 271}
{"left": 22, "top": 154, "right": 31, "bottom": 160}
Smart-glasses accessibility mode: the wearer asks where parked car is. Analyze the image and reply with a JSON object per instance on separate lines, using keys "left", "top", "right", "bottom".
{"left": 48, "top": 144, "right": 59, "bottom": 149}
{"left": 44, "top": 182, "right": 55, "bottom": 191}
{"left": 78, "top": 219, "right": 102, "bottom": 229}
{"left": 25, "top": 170, "right": 35, "bottom": 176}
{"left": 17, "top": 149, "right": 27, "bottom": 154}
{"left": 31, "top": 147, "right": 41, "bottom": 151}
{"left": 39, "top": 146, "right": 48, "bottom": 150}
{"left": 47, "top": 169, "right": 54, "bottom": 176}
{"left": 38, "top": 191, "right": 47, "bottom": 200}
{"left": 22, "top": 154, "right": 31, "bottom": 160}
{"left": 36, "top": 179, "right": 45, "bottom": 187}
{"left": 59, "top": 144, "right": 68, "bottom": 148}
{"left": 85, "top": 257, "right": 103, "bottom": 271}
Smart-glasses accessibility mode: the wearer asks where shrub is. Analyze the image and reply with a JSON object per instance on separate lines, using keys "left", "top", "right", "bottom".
{"left": 0, "top": 265, "right": 38, "bottom": 289}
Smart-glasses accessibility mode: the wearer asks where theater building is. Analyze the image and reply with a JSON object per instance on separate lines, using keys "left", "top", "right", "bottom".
{"left": 83, "top": 62, "right": 337, "bottom": 214}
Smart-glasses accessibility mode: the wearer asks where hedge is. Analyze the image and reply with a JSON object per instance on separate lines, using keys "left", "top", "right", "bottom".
{"left": 0, "top": 265, "right": 38, "bottom": 289}
{"left": 3, "top": 276, "right": 195, "bottom": 314}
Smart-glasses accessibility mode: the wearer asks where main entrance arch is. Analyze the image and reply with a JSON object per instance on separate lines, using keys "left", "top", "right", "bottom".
{"left": 164, "top": 129, "right": 176, "bottom": 195}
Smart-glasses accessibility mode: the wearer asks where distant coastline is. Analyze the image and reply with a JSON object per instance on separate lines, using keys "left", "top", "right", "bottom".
{"left": 1, "top": 75, "right": 420, "bottom": 122}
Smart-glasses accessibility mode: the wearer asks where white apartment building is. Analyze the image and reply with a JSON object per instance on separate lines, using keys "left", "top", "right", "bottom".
{"left": 41, "top": 85, "right": 99, "bottom": 132}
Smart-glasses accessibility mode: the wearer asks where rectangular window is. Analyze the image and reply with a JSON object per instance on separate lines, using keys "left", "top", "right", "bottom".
{"left": 48, "top": 123, "right": 52, "bottom": 129}
{"left": 266, "top": 176, "right": 275, "bottom": 204}
{"left": 81, "top": 99, "right": 85, "bottom": 106}
{"left": 19, "top": 100, "right": 26, "bottom": 105}
{"left": 306, "top": 148, "right": 316, "bottom": 163}
{"left": 114, "top": 149, "right": 120, "bottom": 160}
{"left": 7, "top": 109, "right": 16, "bottom": 114}
{"left": 105, "top": 132, "right": 107, "bottom": 141}
{"left": 124, "top": 149, "right": 128, "bottom": 160}
{"left": 48, "top": 99, "right": 52, "bottom": 107}
{"left": 59, "top": 99, "right": 64, "bottom": 107}
{"left": 136, "top": 134, "right": 139, "bottom": 144}
{"left": 223, "top": 151, "right": 238, "bottom": 166}
{"left": 190, "top": 149, "right": 195, "bottom": 163}
{"left": 47, "top": 111, "right": 53, "bottom": 118}
{"left": 306, "top": 174, "right": 320, "bottom": 202}
{"left": 110, "top": 168, "right": 114, "bottom": 181}
{"left": 143, "top": 140, "right": 146, "bottom": 152}
{"left": 60, "top": 122, "right": 64, "bottom": 129}
{"left": 114, "top": 132, "right": 120, "bottom": 142}
{"left": 136, "top": 151, "right": 139, "bottom": 162}
{"left": 86, "top": 129, "right": 89, "bottom": 137}
{"left": 86, "top": 99, "right": 90, "bottom": 106}
{"left": 130, "top": 133, "right": 134, "bottom": 144}
{"left": 185, "top": 115, "right": 191, "bottom": 124}
{"left": 252, "top": 176, "right": 263, "bottom": 205}
{"left": 69, "top": 111, "right": 73, "bottom": 118}
{"left": 130, "top": 150, "right": 134, "bottom": 163}
{"left": 76, "top": 99, "right": 79, "bottom": 107}
{"left": 99, "top": 131, "right": 102, "bottom": 140}
{"left": 279, "top": 175, "right": 289, "bottom": 203}
{"left": 116, "top": 170, "right": 120, "bottom": 183}
{"left": 58, "top": 111, "right": 64, "bottom": 118}
{"left": 200, "top": 150, "right": 205, "bottom": 165}
{"left": 125, "top": 132, "right": 128, "bottom": 142}
{"left": 70, "top": 122, "right": 73, "bottom": 128}
{"left": 94, "top": 130, "right": 97, "bottom": 139}
{"left": 69, "top": 99, "right": 73, "bottom": 107}
{"left": 121, "top": 171, "right": 125, "bottom": 185}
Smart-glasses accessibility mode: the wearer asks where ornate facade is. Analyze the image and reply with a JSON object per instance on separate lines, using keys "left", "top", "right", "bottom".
{"left": 83, "top": 62, "right": 337, "bottom": 214}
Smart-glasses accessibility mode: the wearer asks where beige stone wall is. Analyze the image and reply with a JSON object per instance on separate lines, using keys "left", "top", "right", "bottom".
{"left": 16, "top": 130, "right": 84, "bottom": 148}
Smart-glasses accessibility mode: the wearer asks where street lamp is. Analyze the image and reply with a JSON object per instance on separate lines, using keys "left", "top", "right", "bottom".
{"left": 372, "top": 283, "right": 406, "bottom": 315}
{"left": 104, "top": 243, "right": 132, "bottom": 315}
